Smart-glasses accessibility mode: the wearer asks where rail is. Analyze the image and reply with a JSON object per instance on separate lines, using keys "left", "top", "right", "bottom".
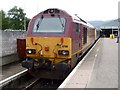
{"left": 0, "top": 69, "right": 27, "bottom": 88}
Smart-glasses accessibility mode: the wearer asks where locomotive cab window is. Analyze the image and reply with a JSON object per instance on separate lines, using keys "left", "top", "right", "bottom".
{"left": 32, "top": 17, "right": 66, "bottom": 34}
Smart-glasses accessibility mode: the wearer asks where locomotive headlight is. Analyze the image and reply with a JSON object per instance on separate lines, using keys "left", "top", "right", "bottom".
{"left": 26, "top": 49, "right": 36, "bottom": 54}
{"left": 49, "top": 9, "right": 54, "bottom": 14}
{"left": 28, "top": 50, "right": 32, "bottom": 54}
{"left": 58, "top": 50, "right": 69, "bottom": 56}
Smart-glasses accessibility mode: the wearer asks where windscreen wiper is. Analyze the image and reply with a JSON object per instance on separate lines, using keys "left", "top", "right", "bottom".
{"left": 58, "top": 15, "right": 65, "bottom": 30}
{"left": 36, "top": 15, "right": 44, "bottom": 31}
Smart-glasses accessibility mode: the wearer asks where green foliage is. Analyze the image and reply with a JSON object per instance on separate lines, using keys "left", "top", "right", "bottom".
{"left": 8, "top": 6, "right": 26, "bottom": 30}
{"left": 0, "top": 10, "right": 4, "bottom": 29}
{"left": 0, "top": 10, "right": 2, "bottom": 29}
{"left": 1, "top": 6, "right": 30, "bottom": 30}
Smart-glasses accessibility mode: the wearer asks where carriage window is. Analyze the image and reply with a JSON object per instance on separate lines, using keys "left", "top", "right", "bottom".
{"left": 32, "top": 17, "right": 66, "bottom": 34}
{"left": 76, "top": 23, "right": 79, "bottom": 32}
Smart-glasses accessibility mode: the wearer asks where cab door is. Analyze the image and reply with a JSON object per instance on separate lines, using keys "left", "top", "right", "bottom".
{"left": 72, "top": 23, "right": 82, "bottom": 53}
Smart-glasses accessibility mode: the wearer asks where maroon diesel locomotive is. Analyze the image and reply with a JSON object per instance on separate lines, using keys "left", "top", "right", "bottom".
{"left": 21, "top": 8, "right": 100, "bottom": 79}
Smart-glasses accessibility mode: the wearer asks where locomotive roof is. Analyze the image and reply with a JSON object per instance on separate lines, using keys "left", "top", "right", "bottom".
{"left": 72, "top": 15, "right": 94, "bottom": 28}
{"left": 34, "top": 8, "right": 94, "bottom": 28}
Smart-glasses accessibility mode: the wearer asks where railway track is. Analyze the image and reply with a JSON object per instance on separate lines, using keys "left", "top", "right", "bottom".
{"left": 20, "top": 78, "right": 62, "bottom": 90}
{"left": 20, "top": 78, "right": 40, "bottom": 90}
{"left": 2, "top": 71, "right": 62, "bottom": 90}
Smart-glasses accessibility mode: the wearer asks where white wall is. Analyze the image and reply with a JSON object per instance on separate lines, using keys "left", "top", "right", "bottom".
{"left": 1, "top": 30, "right": 26, "bottom": 57}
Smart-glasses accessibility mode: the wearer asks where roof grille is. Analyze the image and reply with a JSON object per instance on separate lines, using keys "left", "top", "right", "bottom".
{"left": 43, "top": 9, "right": 60, "bottom": 14}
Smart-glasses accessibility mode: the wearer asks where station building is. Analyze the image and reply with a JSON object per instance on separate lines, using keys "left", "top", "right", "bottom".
{"left": 99, "top": 19, "right": 120, "bottom": 37}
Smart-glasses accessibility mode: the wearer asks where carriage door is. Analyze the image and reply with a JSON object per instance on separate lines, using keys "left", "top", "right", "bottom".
{"left": 75, "top": 23, "right": 81, "bottom": 50}
{"left": 83, "top": 27, "right": 87, "bottom": 45}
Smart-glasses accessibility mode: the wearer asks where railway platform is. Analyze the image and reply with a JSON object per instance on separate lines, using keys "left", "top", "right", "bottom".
{"left": 0, "top": 61, "right": 27, "bottom": 88}
{"left": 0, "top": 62, "right": 26, "bottom": 81}
{"left": 58, "top": 38, "right": 118, "bottom": 89}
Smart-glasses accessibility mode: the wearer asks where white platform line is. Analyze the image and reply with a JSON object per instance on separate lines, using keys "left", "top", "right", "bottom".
{"left": 0, "top": 69, "right": 27, "bottom": 87}
{"left": 86, "top": 47, "right": 100, "bottom": 88}
{"left": 58, "top": 38, "right": 101, "bottom": 89}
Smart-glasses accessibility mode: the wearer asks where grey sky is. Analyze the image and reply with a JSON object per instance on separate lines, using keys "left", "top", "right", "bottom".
{"left": 0, "top": 0, "right": 119, "bottom": 21}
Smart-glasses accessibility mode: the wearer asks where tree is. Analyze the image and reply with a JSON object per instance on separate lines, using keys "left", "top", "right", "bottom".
{"left": 0, "top": 6, "right": 30, "bottom": 30}
{"left": 0, "top": 10, "right": 3, "bottom": 29}
{"left": 8, "top": 6, "right": 26, "bottom": 30}
{"left": 0, "top": 10, "right": 9, "bottom": 30}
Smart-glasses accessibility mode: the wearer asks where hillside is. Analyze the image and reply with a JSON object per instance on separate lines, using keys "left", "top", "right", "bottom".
{"left": 88, "top": 19, "right": 119, "bottom": 28}
{"left": 88, "top": 20, "right": 105, "bottom": 27}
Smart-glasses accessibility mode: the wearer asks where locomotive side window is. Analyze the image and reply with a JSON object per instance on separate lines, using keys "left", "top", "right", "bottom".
{"left": 83, "top": 27, "right": 87, "bottom": 44}
{"left": 32, "top": 17, "right": 66, "bottom": 34}
{"left": 75, "top": 23, "right": 79, "bottom": 32}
